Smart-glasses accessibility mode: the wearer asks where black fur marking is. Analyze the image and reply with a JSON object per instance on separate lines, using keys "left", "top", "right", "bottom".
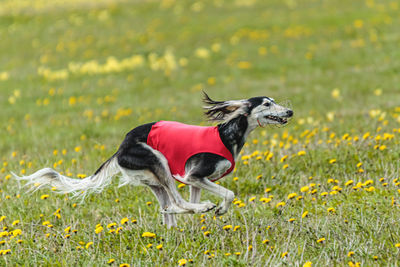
{"left": 186, "top": 153, "right": 226, "bottom": 178}
{"left": 116, "top": 122, "right": 158, "bottom": 171}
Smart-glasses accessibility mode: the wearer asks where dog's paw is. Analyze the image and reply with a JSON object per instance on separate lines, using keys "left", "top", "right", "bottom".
{"left": 196, "top": 202, "right": 216, "bottom": 213}
{"left": 162, "top": 205, "right": 191, "bottom": 214}
{"left": 215, "top": 205, "right": 228, "bottom": 216}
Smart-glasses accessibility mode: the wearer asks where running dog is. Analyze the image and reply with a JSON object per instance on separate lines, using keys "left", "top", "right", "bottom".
{"left": 15, "top": 92, "right": 293, "bottom": 228}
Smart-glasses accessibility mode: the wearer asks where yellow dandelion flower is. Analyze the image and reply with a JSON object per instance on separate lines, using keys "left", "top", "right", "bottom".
{"left": 85, "top": 242, "right": 94, "bottom": 249}
{"left": 119, "top": 264, "right": 130, "bottom": 267}
{"left": 178, "top": 259, "right": 187, "bottom": 266}
{"left": 287, "top": 193, "right": 297, "bottom": 199}
{"left": 156, "top": 244, "right": 163, "bottom": 250}
{"left": 302, "top": 211, "right": 309, "bottom": 218}
{"left": 107, "top": 259, "right": 115, "bottom": 264}
{"left": 233, "top": 225, "right": 240, "bottom": 231}
{"left": 203, "top": 231, "right": 211, "bottom": 237}
{"left": 40, "top": 194, "right": 49, "bottom": 200}
{"left": 120, "top": 217, "right": 129, "bottom": 225}
{"left": 317, "top": 237, "right": 325, "bottom": 243}
{"left": 223, "top": 225, "right": 233, "bottom": 230}
{"left": 327, "top": 207, "right": 335, "bottom": 213}
{"left": 329, "top": 159, "right": 337, "bottom": 164}
{"left": 260, "top": 197, "right": 271, "bottom": 203}
{"left": 107, "top": 223, "right": 117, "bottom": 229}
{"left": 249, "top": 196, "right": 256, "bottom": 202}
{"left": 303, "top": 262, "right": 312, "bottom": 267}
{"left": 297, "top": 150, "right": 306, "bottom": 156}
{"left": 95, "top": 226, "right": 104, "bottom": 234}
{"left": 300, "top": 186, "right": 309, "bottom": 192}
{"left": 276, "top": 202, "right": 286, "bottom": 208}
{"left": 141, "top": 232, "right": 156, "bottom": 238}
{"left": 348, "top": 251, "right": 355, "bottom": 257}
{"left": 281, "top": 251, "right": 288, "bottom": 258}
{"left": 12, "top": 220, "right": 19, "bottom": 226}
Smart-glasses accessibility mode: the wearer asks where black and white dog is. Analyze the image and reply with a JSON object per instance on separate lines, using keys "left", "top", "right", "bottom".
{"left": 16, "top": 93, "right": 293, "bottom": 228}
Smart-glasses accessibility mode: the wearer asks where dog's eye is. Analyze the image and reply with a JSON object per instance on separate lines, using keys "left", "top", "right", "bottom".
{"left": 264, "top": 102, "right": 271, "bottom": 107}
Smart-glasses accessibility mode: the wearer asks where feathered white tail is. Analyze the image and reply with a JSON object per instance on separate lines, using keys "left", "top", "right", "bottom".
{"left": 14, "top": 157, "right": 120, "bottom": 200}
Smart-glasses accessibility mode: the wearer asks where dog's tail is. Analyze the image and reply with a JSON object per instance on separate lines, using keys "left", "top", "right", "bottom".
{"left": 14, "top": 155, "right": 120, "bottom": 200}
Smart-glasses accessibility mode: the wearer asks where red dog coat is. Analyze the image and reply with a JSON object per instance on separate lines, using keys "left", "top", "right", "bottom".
{"left": 147, "top": 121, "right": 235, "bottom": 182}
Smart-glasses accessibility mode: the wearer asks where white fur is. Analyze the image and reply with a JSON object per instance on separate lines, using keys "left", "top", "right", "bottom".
{"left": 14, "top": 157, "right": 120, "bottom": 200}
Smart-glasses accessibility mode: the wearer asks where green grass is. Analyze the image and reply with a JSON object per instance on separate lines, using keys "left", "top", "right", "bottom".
{"left": 1, "top": 0, "right": 400, "bottom": 265}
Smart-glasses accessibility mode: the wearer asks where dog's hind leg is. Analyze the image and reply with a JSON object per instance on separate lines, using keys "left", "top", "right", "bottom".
{"left": 190, "top": 186, "right": 201, "bottom": 203}
{"left": 118, "top": 143, "right": 216, "bottom": 214}
{"left": 148, "top": 185, "right": 178, "bottom": 228}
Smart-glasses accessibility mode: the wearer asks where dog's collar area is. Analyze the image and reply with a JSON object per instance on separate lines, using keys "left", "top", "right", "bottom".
{"left": 257, "top": 119, "right": 264, "bottom": 128}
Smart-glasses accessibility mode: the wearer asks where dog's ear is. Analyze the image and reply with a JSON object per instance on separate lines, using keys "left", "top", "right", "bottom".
{"left": 203, "top": 91, "right": 248, "bottom": 121}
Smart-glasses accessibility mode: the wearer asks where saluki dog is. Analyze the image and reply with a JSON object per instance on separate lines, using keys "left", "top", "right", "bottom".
{"left": 15, "top": 93, "right": 293, "bottom": 228}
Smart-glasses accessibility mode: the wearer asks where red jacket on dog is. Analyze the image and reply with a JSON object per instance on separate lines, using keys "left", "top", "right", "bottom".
{"left": 147, "top": 121, "right": 235, "bottom": 182}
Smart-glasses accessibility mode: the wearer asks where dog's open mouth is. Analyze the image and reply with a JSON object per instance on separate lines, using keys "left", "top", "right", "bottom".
{"left": 265, "top": 115, "right": 288, "bottom": 124}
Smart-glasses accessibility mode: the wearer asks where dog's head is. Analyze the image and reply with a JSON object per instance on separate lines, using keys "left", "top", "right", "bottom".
{"left": 203, "top": 92, "right": 293, "bottom": 127}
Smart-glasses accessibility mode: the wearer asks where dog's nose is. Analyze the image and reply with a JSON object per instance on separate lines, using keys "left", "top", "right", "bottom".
{"left": 286, "top": 110, "right": 293, "bottom": 117}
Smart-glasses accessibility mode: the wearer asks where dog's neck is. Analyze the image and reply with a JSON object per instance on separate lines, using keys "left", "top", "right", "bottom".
{"left": 218, "top": 115, "right": 258, "bottom": 160}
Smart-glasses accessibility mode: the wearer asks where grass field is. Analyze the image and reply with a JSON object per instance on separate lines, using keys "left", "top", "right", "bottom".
{"left": 1, "top": 0, "right": 400, "bottom": 265}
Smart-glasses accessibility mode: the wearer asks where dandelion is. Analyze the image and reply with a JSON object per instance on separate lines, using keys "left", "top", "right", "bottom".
{"left": 249, "top": 196, "right": 256, "bottom": 202}
{"left": 300, "top": 186, "right": 309, "bottom": 192}
{"left": 345, "top": 180, "right": 354, "bottom": 186}
{"left": 178, "top": 259, "right": 187, "bottom": 266}
{"left": 142, "top": 232, "right": 156, "bottom": 238}
{"left": 119, "top": 264, "right": 130, "bottom": 267}
{"left": 95, "top": 226, "right": 104, "bottom": 234}
{"left": 156, "top": 244, "right": 163, "bottom": 250}
{"left": 233, "top": 225, "right": 240, "bottom": 231}
{"left": 298, "top": 150, "right": 306, "bottom": 156}
{"left": 85, "top": 242, "right": 93, "bottom": 249}
{"left": 287, "top": 193, "right": 297, "bottom": 199}
{"left": 348, "top": 251, "right": 355, "bottom": 257}
{"left": 327, "top": 207, "right": 335, "bottom": 213}
{"left": 302, "top": 211, "right": 309, "bottom": 218}
{"left": 329, "top": 159, "right": 337, "bottom": 164}
{"left": 12, "top": 220, "right": 19, "bottom": 226}
{"left": 107, "top": 223, "right": 117, "bottom": 229}
{"left": 203, "top": 231, "right": 211, "bottom": 237}
{"left": 259, "top": 197, "right": 272, "bottom": 204}
{"left": 303, "top": 262, "right": 312, "bottom": 267}
{"left": 40, "top": 194, "right": 49, "bottom": 200}
{"left": 281, "top": 251, "right": 288, "bottom": 258}
{"left": 223, "top": 225, "right": 233, "bottom": 230}
{"left": 317, "top": 238, "right": 325, "bottom": 243}
{"left": 120, "top": 217, "right": 129, "bottom": 225}
{"left": 276, "top": 202, "right": 286, "bottom": 208}
{"left": 107, "top": 259, "right": 115, "bottom": 264}
{"left": 395, "top": 243, "right": 400, "bottom": 248}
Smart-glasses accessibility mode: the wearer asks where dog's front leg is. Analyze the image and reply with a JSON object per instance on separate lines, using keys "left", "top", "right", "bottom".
{"left": 187, "top": 177, "right": 234, "bottom": 216}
